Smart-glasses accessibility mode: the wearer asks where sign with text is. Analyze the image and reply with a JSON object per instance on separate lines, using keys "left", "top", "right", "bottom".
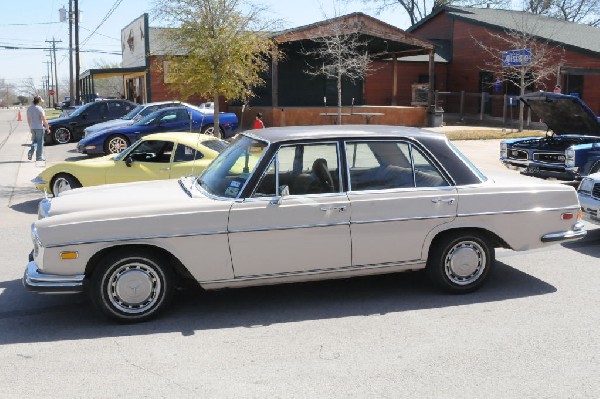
{"left": 502, "top": 49, "right": 531, "bottom": 67}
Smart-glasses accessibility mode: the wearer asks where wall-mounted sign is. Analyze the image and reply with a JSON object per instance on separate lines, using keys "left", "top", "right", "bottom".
{"left": 502, "top": 49, "right": 531, "bottom": 67}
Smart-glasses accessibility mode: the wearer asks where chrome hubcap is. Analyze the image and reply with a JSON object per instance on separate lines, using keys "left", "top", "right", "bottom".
{"left": 52, "top": 178, "right": 72, "bottom": 195}
{"left": 108, "top": 137, "right": 128, "bottom": 153}
{"left": 444, "top": 240, "right": 486, "bottom": 285}
{"left": 55, "top": 128, "right": 70, "bottom": 144}
{"left": 108, "top": 263, "right": 161, "bottom": 314}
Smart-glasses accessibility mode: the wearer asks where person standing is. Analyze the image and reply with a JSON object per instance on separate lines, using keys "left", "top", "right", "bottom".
{"left": 26, "top": 96, "right": 50, "bottom": 161}
{"left": 253, "top": 112, "right": 265, "bottom": 129}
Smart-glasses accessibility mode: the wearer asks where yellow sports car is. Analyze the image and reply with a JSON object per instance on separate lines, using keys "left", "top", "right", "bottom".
{"left": 32, "top": 132, "right": 229, "bottom": 196}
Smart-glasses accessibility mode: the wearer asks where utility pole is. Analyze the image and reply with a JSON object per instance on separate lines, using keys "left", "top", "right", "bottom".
{"left": 44, "top": 61, "right": 51, "bottom": 105}
{"left": 74, "top": 0, "right": 80, "bottom": 105}
{"left": 59, "top": 2, "right": 74, "bottom": 105}
{"left": 46, "top": 38, "right": 62, "bottom": 106}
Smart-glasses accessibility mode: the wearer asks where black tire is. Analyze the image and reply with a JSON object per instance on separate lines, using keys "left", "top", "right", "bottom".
{"left": 104, "top": 134, "right": 130, "bottom": 154}
{"left": 201, "top": 124, "right": 224, "bottom": 139}
{"left": 51, "top": 173, "right": 82, "bottom": 196}
{"left": 90, "top": 249, "right": 174, "bottom": 323}
{"left": 53, "top": 127, "right": 72, "bottom": 144}
{"left": 426, "top": 232, "right": 494, "bottom": 293}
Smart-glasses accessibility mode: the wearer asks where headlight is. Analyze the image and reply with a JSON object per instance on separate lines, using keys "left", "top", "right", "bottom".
{"left": 565, "top": 147, "right": 575, "bottom": 167}
{"left": 578, "top": 178, "right": 594, "bottom": 194}
{"left": 500, "top": 142, "right": 507, "bottom": 158}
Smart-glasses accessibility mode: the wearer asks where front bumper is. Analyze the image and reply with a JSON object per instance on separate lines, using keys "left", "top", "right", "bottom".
{"left": 541, "top": 221, "right": 587, "bottom": 243}
{"left": 500, "top": 158, "right": 579, "bottom": 181}
{"left": 23, "top": 261, "right": 85, "bottom": 294}
{"left": 578, "top": 193, "right": 600, "bottom": 225}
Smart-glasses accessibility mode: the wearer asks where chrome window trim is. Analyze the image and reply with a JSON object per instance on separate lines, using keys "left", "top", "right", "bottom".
{"left": 249, "top": 140, "right": 343, "bottom": 198}
{"left": 350, "top": 214, "right": 456, "bottom": 224}
{"left": 343, "top": 138, "right": 454, "bottom": 192}
{"left": 229, "top": 221, "right": 350, "bottom": 234}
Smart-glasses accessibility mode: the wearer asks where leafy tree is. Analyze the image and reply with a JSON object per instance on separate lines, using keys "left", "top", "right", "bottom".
{"left": 302, "top": 15, "right": 373, "bottom": 125}
{"left": 153, "top": 0, "right": 278, "bottom": 135}
{"left": 472, "top": 15, "right": 565, "bottom": 131}
{"left": 17, "top": 95, "right": 29, "bottom": 105}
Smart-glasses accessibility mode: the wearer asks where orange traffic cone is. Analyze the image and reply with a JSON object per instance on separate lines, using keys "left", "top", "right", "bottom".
{"left": 17, "top": 110, "right": 22, "bottom": 122}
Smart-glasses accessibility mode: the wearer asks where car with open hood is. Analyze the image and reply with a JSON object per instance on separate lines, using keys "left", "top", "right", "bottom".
{"left": 24, "top": 125, "right": 586, "bottom": 322}
{"left": 500, "top": 92, "right": 600, "bottom": 180}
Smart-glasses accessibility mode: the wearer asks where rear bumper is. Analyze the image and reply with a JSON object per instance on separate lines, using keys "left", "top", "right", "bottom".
{"left": 23, "top": 261, "right": 85, "bottom": 294}
{"left": 541, "top": 221, "right": 587, "bottom": 243}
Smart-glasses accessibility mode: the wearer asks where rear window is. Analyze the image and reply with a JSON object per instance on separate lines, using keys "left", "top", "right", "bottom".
{"left": 202, "top": 139, "right": 228, "bottom": 153}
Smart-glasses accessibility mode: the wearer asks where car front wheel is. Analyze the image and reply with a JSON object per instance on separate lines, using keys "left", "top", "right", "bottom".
{"left": 90, "top": 250, "right": 174, "bottom": 323}
{"left": 51, "top": 173, "right": 82, "bottom": 196}
{"left": 104, "top": 134, "right": 130, "bottom": 154}
{"left": 426, "top": 232, "right": 494, "bottom": 293}
{"left": 53, "top": 127, "right": 72, "bottom": 144}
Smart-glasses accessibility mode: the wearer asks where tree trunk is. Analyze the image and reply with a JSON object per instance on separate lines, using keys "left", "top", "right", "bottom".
{"left": 337, "top": 72, "right": 342, "bottom": 125}
{"left": 519, "top": 68, "right": 525, "bottom": 132}
{"left": 213, "top": 93, "right": 220, "bottom": 136}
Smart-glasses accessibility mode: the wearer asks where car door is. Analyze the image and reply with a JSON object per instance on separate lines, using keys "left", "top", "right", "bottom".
{"left": 75, "top": 103, "right": 106, "bottom": 136}
{"left": 345, "top": 140, "right": 458, "bottom": 266}
{"left": 107, "top": 139, "right": 174, "bottom": 184}
{"left": 228, "top": 142, "right": 352, "bottom": 277}
{"left": 156, "top": 109, "right": 192, "bottom": 133}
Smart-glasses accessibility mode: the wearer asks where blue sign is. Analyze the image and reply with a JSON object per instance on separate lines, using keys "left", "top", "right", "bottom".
{"left": 502, "top": 49, "right": 531, "bottom": 67}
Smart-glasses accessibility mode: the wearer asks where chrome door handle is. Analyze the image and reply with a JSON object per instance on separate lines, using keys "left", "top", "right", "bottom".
{"left": 431, "top": 197, "right": 455, "bottom": 204}
{"left": 320, "top": 206, "right": 347, "bottom": 212}
{"left": 160, "top": 167, "right": 171, "bottom": 171}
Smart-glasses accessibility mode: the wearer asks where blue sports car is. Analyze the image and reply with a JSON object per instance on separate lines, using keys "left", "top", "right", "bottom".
{"left": 77, "top": 105, "right": 239, "bottom": 155}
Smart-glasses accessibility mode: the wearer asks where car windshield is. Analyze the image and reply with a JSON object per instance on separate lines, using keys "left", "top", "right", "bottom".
{"left": 67, "top": 103, "right": 91, "bottom": 117}
{"left": 196, "top": 135, "right": 268, "bottom": 198}
{"left": 134, "top": 110, "right": 164, "bottom": 126}
{"left": 122, "top": 105, "right": 144, "bottom": 120}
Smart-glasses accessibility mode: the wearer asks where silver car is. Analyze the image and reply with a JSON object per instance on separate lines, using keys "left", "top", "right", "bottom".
{"left": 24, "top": 125, "right": 586, "bottom": 322}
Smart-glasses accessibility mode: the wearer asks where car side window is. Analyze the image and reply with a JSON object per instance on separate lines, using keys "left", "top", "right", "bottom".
{"left": 107, "top": 102, "right": 124, "bottom": 115}
{"left": 139, "top": 106, "right": 159, "bottom": 118}
{"left": 85, "top": 103, "right": 104, "bottom": 118}
{"left": 346, "top": 140, "right": 448, "bottom": 190}
{"left": 253, "top": 143, "right": 340, "bottom": 197}
{"left": 173, "top": 144, "right": 203, "bottom": 162}
{"left": 175, "top": 109, "right": 190, "bottom": 122}
{"left": 129, "top": 140, "right": 174, "bottom": 163}
{"left": 159, "top": 111, "right": 178, "bottom": 123}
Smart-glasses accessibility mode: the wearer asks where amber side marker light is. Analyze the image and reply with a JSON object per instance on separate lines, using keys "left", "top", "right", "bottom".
{"left": 561, "top": 212, "right": 576, "bottom": 220}
{"left": 60, "top": 251, "right": 78, "bottom": 260}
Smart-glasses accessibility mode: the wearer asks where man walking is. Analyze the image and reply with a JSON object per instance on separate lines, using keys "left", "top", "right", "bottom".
{"left": 26, "top": 96, "right": 50, "bottom": 161}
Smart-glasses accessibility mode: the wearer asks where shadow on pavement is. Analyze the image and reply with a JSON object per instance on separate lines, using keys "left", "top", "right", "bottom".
{"left": 10, "top": 198, "right": 40, "bottom": 215}
{"left": 0, "top": 261, "right": 556, "bottom": 345}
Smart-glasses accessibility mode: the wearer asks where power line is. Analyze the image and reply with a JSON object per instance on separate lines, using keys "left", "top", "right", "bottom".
{"left": 80, "top": 0, "right": 124, "bottom": 47}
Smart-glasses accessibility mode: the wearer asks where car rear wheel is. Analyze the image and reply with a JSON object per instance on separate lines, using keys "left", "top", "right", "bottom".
{"left": 104, "top": 134, "right": 130, "bottom": 154}
{"left": 426, "top": 232, "right": 494, "bottom": 293}
{"left": 201, "top": 124, "right": 223, "bottom": 139}
{"left": 90, "top": 250, "right": 174, "bottom": 323}
{"left": 53, "top": 127, "right": 72, "bottom": 144}
{"left": 51, "top": 173, "right": 82, "bottom": 196}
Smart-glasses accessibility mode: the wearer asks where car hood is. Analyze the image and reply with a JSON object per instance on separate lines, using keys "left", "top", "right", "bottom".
{"left": 521, "top": 92, "right": 600, "bottom": 136}
{"left": 48, "top": 116, "right": 73, "bottom": 125}
{"left": 86, "top": 119, "right": 132, "bottom": 132}
{"left": 36, "top": 179, "right": 232, "bottom": 247}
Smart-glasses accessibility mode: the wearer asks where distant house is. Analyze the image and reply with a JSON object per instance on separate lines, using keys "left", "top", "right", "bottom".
{"left": 400, "top": 6, "right": 600, "bottom": 114}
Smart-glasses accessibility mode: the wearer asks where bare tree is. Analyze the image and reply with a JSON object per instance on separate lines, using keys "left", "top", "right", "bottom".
{"left": 302, "top": 15, "right": 373, "bottom": 125}
{"left": 350, "top": 0, "right": 510, "bottom": 26}
{"left": 472, "top": 15, "right": 565, "bottom": 130}
{"left": 19, "top": 78, "right": 43, "bottom": 98}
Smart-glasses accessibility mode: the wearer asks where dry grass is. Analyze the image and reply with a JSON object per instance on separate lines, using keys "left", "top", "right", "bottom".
{"left": 443, "top": 129, "right": 545, "bottom": 141}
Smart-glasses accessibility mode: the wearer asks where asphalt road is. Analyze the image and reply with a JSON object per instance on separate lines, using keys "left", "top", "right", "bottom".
{"left": 1, "top": 108, "right": 599, "bottom": 398}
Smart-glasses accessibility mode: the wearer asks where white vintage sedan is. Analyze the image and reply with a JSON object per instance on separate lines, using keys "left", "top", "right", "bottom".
{"left": 24, "top": 125, "right": 586, "bottom": 322}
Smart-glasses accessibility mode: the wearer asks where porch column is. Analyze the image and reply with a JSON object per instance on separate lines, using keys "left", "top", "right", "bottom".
{"left": 392, "top": 54, "right": 397, "bottom": 106}
{"left": 271, "top": 47, "right": 279, "bottom": 108}
{"left": 428, "top": 49, "right": 435, "bottom": 107}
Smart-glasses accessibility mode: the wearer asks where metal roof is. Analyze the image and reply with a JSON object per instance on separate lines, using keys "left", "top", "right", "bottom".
{"left": 410, "top": 6, "right": 600, "bottom": 56}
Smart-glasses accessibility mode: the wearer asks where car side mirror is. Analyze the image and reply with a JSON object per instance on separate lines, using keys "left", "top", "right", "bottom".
{"left": 125, "top": 156, "right": 133, "bottom": 167}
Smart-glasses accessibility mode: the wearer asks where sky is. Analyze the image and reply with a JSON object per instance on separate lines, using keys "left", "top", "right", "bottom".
{"left": 0, "top": 0, "right": 411, "bottom": 96}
